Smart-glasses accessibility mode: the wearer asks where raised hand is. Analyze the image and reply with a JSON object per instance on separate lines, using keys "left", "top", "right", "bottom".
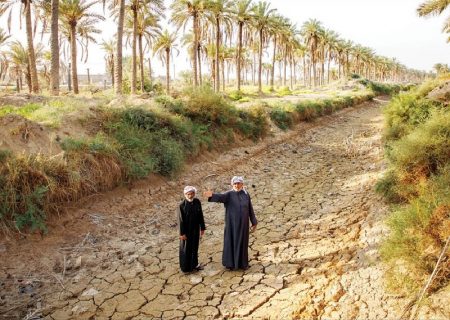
{"left": 203, "top": 190, "right": 213, "bottom": 198}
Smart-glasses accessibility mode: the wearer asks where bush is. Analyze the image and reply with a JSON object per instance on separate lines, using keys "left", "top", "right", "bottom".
{"left": 383, "top": 92, "right": 441, "bottom": 142}
{"left": 381, "top": 165, "right": 450, "bottom": 294}
{"left": 269, "top": 106, "right": 294, "bottom": 130}
{"left": 389, "top": 109, "right": 450, "bottom": 181}
{"left": 236, "top": 105, "right": 268, "bottom": 140}
{"left": 182, "top": 86, "right": 237, "bottom": 126}
{"left": 378, "top": 79, "right": 450, "bottom": 296}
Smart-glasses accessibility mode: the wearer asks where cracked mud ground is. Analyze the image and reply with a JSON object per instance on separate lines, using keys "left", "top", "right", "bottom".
{"left": 3, "top": 98, "right": 444, "bottom": 319}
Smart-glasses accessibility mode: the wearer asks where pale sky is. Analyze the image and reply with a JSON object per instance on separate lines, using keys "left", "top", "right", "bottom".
{"left": 1, "top": 0, "right": 449, "bottom": 76}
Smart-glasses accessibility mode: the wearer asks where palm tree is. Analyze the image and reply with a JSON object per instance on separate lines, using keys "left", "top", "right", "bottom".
{"left": 417, "top": 0, "right": 450, "bottom": 41}
{"left": 267, "top": 14, "right": 287, "bottom": 91}
{"left": 301, "top": 19, "right": 323, "bottom": 87}
{"left": 153, "top": 29, "right": 178, "bottom": 94}
{"left": 59, "top": 0, "right": 104, "bottom": 94}
{"left": 105, "top": 0, "right": 126, "bottom": 94}
{"left": 251, "top": 1, "right": 276, "bottom": 94}
{"left": 101, "top": 39, "right": 115, "bottom": 88}
{"left": 205, "top": 0, "right": 233, "bottom": 92}
{"left": 8, "top": 41, "right": 44, "bottom": 93}
{"left": 0, "top": 28, "right": 10, "bottom": 48}
{"left": 50, "top": 0, "right": 60, "bottom": 95}
{"left": 171, "top": 0, "right": 205, "bottom": 87}
{"left": 433, "top": 62, "right": 450, "bottom": 74}
{"left": 0, "top": 30, "right": 9, "bottom": 82}
{"left": 127, "top": 0, "right": 164, "bottom": 94}
{"left": 8, "top": 41, "right": 28, "bottom": 92}
{"left": 322, "top": 29, "right": 339, "bottom": 84}
{"left": 233, "top": 0, "right": 253, "bottom": 91}
{"left": 125, "top": 10, "right": 161, "bottom": 92}
{"left": 0, "top": 0, "right": 40, "bottom": 92}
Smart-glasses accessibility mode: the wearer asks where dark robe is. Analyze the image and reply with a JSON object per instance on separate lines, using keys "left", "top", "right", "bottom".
{"left": 178, "top": 198, "right": 206, "bottom": 272}
{"left": 209, "top": 190, "right": 257, "bottom": 269}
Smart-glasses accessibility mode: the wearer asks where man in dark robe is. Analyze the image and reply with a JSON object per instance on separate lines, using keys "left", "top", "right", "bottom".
{"left": 204, "top": 176, "right": 257, "bottom": 270}
{"left": 178, "top": 186, "right": 206, "bottom": 273}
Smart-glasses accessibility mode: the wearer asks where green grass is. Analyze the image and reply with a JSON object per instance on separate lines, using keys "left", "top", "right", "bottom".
{"left": 377, "top": 79, "right": 450, "bottom": 296}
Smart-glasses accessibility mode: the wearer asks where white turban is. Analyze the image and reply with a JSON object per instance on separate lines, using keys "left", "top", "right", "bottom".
{"left": 231, "top": 176, "right": 244, "bottom": 184}
{"left": 183, "top": 186, "right": 197, "bottom": 194}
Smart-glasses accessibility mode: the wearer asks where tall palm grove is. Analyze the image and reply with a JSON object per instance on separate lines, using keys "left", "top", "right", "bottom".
{"left": 0, "top": 0, "right": 435, "bottom": 96}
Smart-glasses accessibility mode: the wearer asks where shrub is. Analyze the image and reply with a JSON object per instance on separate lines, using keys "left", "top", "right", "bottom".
{"left": 228, "top": 90, "right": 243, "bottom": 101}
{"left": 276, "top": 86, "right": 292, "bottom": 97}
{"left": 236, "top": 105, "right": 268, "bottom": 140}
{"left": 383, "top": 92, "right": 441, "bottom": 142}
{"left": 180, "top": 86, "right": 238, "bottom": 125}
{"left": 379, "top": 79, "right": 450, "bottom": 296}
{"left": 381, "top": 165, "right": 450, "bottom": 295}
{"left": 269, "top": 106, "right": 294, "bottom": 130}
{"left": 389, "top": 109, "right": 450, "bottom": 183}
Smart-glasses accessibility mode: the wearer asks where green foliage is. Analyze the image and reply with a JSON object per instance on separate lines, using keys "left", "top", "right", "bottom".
{"left": 276, "top": 86, "right": 292, "bottom": 97}
{"left": 0, "top": 155, "right": 54, "bottom": 233}
{"left": 182, "top": 86, "right": 237, "bottom": 126}
{"left": 378, "top": 79, "right": 450, "bottom": 295}
{"left": 389, "top": 109, "right": 450, "bottom": 182}
{"left": 104, "top": 108, "right": 187, "bottom": 178}
{"left": 269, "top": 106, "right": 294, "bottom": 130}
{"left": 228, "top": 90, "right": 243, "bottom": 101}
{"left": 0, "top": 103, "right": 42, "bottom": 117}
{"left": 383, "top": 91, "right": 441, "bottom": 142}
{"left": 381, "top": 166, "right": 450, "bottom": 294}
{"left": 375, "top": 170, "right": 402, "bottom": 203}
{"left": 358, "top": 78, "right": 404, "bottom": 96}
{"left": 60, "top": 134, "right": 117, "bottom": 155}
{"left": 0, "top": 150, "right": 12, "bottom": 163}
{"left": 14, "top": 186, "right": 48, "bottom": 233}
{"left": 236, "top": 105, "right": 268, "bottom": 140}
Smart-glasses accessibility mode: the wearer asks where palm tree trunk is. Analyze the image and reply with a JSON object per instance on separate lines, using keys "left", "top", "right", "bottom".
{"left": 252, "top": 54, "right": 255, "bottom": 85}
{"left": 283, "top": 53, "right": 287, "bottom": 86}
{"left": 290, "top": 58, "right": 293, "bottom": 90}
{"left": 312, "top": 57, "right": 317, "bottom": 87}
{"left": 166, "top": 49, "right": 170, "bottom": 93}
{"left": 193, "top": 14, "right": 198, "bottom": 86}
{"left": 293, "top": 57, "right": 297, "bottom": 85}
{"left": 70, "top": 25, "right": 79, "bottom": 94}
{"left": 16, "top": 71, "right": 20, "bottom": 93}
{"left": 25, "top": 0, "right": 39, "bottom": 93}
{"left": 270, "top": 35, "right": 276, "bottom": 91}
{"left": 278, "top": 60, "right": 282, "bottom": 86}
{"left": 19, "top": 72, "right": 23, "bottom": 92}
{"left": 68, "top": 62, "right": 71, "bottom": 91}
{"left": 258, "top": 29, "right": 263, "bottom": 94}
{"left": 148, "top": 58, "right": 152, "bottom": 85}
{"left": 237, "top": 22, "right": 243, "bottom": 91}
{"left": 138, "top": 34, "right": 144, "bottom": 92}
{"left": 303, "top": 57, "right": 306, "bottom": 86}
{"left": 197, "top": 44, "right": 202, "bottom": 85}
{"left": 115, "top": 0, "right": 125, "bottom": 95}
{"left": 327, "top": 51, "right": 331, "bottom": 84}
{"left": 221, "top": 58, "right": 225, "bottom": 91}
{"left": 111, "top": 55, "right": 115, "bottom": 89}
{"left": 50, "top": 0, "right": 59, "bottom": 95}
{"left": 26, "top": 66, "right": 31, "bottom": 93}
{"left": 215, "top": 17, "right": 220, "bottom": 92}
{"left": 131, "top": 7, "right": 138, "bottom": 94}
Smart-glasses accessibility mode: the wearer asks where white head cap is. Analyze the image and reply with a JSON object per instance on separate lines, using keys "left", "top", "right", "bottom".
{"left": 183, "top": 186, "right": 197, "bottom": 194}
{"left": 231, "top": 176, "right": 244, "bottom": 185}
